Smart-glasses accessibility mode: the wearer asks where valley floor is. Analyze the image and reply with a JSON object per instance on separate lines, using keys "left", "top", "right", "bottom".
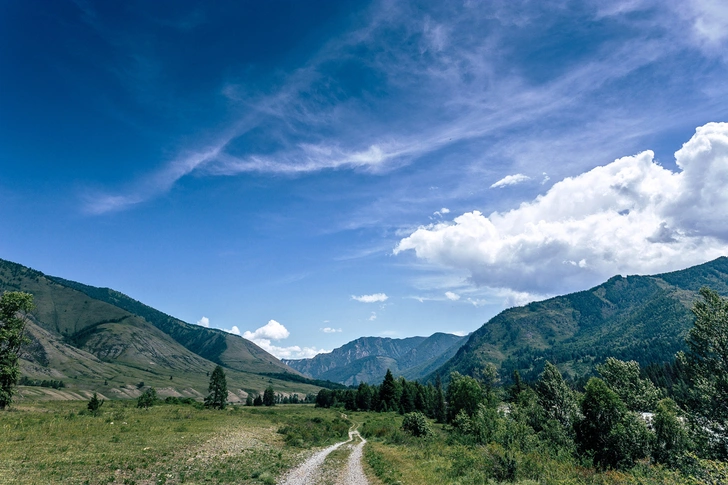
{"left": 0, "top": 401, "right": 376, "bottom": 485}
{"left": 1, "top": 401, "right": 719, "bottom": 485}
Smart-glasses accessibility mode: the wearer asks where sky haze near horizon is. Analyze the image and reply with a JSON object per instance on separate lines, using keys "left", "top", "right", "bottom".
{"left": 2, "top": 0, "right": 728, "bottom": 358}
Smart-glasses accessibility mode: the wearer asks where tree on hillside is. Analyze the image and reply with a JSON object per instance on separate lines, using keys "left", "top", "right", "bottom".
{"left": 0, "top": 291, "right": 34, "bottom": 410}
{"left": 87, "top": 392, "right": 104, "bottom": 414}
{"left": 263, "top": 386, "right": 275, "bottom": 406}
{"left": 204, "top": 365, "right": 228, "bottom": 410}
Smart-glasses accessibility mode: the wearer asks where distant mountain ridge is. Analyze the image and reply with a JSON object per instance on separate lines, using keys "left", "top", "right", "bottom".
{"left": 284, "top": 332, "right": 468, "bottom": 385}
{"left": 0, "top": 258, "right": 323, "bottom": 401}
{"left": 432, "top": 256, "right": 728, "bottom": 383}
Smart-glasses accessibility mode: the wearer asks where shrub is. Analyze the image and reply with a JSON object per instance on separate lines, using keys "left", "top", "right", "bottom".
{"left": 401, "top": 412, "right": 432, "bottom": 437}
{"left": 87, "top": 392, "right": 104, "bottom": 414}
{"left": 137, "top": 387, "right": 157, "bottom": 408}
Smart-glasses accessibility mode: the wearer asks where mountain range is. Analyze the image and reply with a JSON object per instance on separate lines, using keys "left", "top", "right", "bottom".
{"left": 3, "top": 255, "right": 727, "bottom": 400}
{"left": 283, "top": 332, "right": 468, "bottom": 385}
{"left": 0, "top": 258, "right": 321, "bottom": 402}
{"left": 433, "top": 256, "right": 728, "bottom": 383}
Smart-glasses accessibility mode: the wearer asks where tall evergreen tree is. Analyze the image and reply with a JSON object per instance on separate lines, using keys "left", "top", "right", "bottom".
{"left": 434, "top": 374, "right": 446, "bottom": 423}
{"left": 379, "top": 369, "right": 399, "bottom": 412}
{"left": 0, "top": 291, "right": 34, "bottom": 410}
{"left": 263, "top": 386, "right": 275, "bottom": 406}
{"left": 399, "top": 378, "right": 416, "bottom": 414}
{"left": 204, "top": 365, "right": 228, "bottom": 410}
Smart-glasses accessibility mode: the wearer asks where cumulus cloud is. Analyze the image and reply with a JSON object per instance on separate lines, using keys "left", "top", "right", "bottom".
{"left": 320, "top": 327, "right": 342, "bottom": 333}
{"left": 241, "top": 320, "right": 328, "bottom": 359}
{"left": 352, "top": 293, "right": 388, "bottom": 303}
{"left": 445, "top": 291, "right": 461, "bottom": 301}
{"left": 490, "top": 174, "right": 531, "bottom": 188}
{"left": 395, "top": 123, "right": 728, "bottom": 294}
{"left": 196, "top": 316, "right": 210, "bottom": 327}
{"left": 243, "top": 319, "right": 290, "bottom": 341}
{"left": 225, "top": 326, "right": 241, "bottom": 335}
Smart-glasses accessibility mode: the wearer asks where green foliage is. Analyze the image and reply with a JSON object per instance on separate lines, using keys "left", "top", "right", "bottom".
{"left": 597, "top": 357, "right": 662, "bottom": 411}
{"left": 653, "top": 398, "right": 692, "bottom": 469}
{"left": 277, "top": 414, "right": 350, "bottom": 447}
{"left": 681, "top": 287, "right": 728, "bottom": 458}
{"left": 534, "top": 361, "right": 578, "bottom": 428}
{"left": 137, "top": 387, "right": 157, "bottom": 408}
{"left": 0, "top": 291, "right": 34, "bottom": 409}
{"left": 576, "top": 377, "right": 651, "bottom": 470}
{"left": 87, "top": 392, "right": 104, "bottom": 413}
{"left": 263, "top": 386, "right": 275, "bottom": 406}
{"left": 253, "top": 394, "right": 263, "bottom": 406}
{"left": 204, "top": 365, "right": 228, "bottom": 410}
{"left": 245, "top": 394, "right": 253, "bottom": 406}
{"left": 379, "top": 369, "right": 400, "bottom": 412}
{"left": 401, "top": 412, "right": 432, "bottom": 437}
{"left": 446, "top": 372, "right": 483, "bottom": 422}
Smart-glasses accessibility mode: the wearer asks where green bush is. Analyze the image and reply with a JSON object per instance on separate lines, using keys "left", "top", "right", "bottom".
{"left": 401, "top": 412, "right": 432, "bottom": 437}
{"left": 137, "top": 387, "right": 157, "bottom": 409}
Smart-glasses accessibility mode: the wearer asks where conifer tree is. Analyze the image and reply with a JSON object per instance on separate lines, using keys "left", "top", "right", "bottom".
{"left": 204, "top": 365, "right": 228, "bottom": 410}
{"left": 263, "top": 386, "right": 275, "bottom": 406}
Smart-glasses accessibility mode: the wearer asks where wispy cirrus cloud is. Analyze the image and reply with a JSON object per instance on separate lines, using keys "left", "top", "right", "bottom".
{"left": 80, "top": 1, "right": 728, "bottom": 215}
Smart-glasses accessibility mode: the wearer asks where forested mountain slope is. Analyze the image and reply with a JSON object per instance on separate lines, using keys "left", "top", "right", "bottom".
{"left": 432, "top": 257, "right": 728, "bottom": 383}
{"left": 285, "top": 333, "right": 468, "bottom": 385}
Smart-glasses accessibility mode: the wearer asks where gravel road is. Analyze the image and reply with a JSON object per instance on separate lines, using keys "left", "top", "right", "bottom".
{"left": 278, "top": 425, "right": 369, "bottom": 485}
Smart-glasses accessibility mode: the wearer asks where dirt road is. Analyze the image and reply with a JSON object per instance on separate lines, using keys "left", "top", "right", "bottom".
{"left": 278, "top": 425, "right": 369, "bottom": 485}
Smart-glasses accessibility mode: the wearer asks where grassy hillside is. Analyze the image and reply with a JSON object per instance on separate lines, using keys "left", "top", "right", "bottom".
{"left": 0, "top": 259, "right": 322, "bottom": 399}
{"left": 46, "top": 274, "right": 297, "bottom": 376}
{"left": 433, "top": 256, "right": 728, "bottom": 383}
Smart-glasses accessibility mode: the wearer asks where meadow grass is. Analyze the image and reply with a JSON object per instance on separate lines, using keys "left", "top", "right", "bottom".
{"left": 355, "top": 411, "right": 699, "bottom": 485}
{"left": 0, "top": 401, "right": 348, "bottom": 485}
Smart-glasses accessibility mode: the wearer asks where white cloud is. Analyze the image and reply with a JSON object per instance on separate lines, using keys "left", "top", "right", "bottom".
{"left": 241, "top": 320, "right": 328, "bottom": 359}
{"left": 688, "top": 0, "right": 728, "bottom": 46}
{"left": 320, "top": 327, "right": 342, "bottom": 333}
{"left": 369, "top": 312, "right": 377, "bottom": 321}
{"left": 441, "top": 208, "right": 451, "bottom": 214}
{"left": 452, "top": 330, "right": 468, "bottom": 337}
{"left": 242, "top": 319, "right": 290, "bottom": 341}
{"left": 445, "top": 291, "right": 461, "bottom": 301}
{"left": 352, "top": 293, "right": 389, "bottom": 303}
{"left": 196, "top": 316, "right": 210, "bottom": 328}
{"left": 225, "top": 326, "right": 241, "bottom": 335}
{"left": 490, "top": 174, "right": 531, "bottom": 189}
{"left": 396, "top": 123, "right": 728, "bottom": 294}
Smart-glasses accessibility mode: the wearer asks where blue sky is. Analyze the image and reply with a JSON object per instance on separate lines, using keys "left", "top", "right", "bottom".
{"left": 2, "top": 0, "right": 728, "bottom": 358}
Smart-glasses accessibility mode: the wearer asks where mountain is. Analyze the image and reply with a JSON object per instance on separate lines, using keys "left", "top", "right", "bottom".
{"left": 0, "top": 258, "right": 323, "bottom": 401}
{"left": 432, "top": 256, "right": 728, "bottom": 383}
{"left": 284, "top": 333, "right": 468, "bottom": 385}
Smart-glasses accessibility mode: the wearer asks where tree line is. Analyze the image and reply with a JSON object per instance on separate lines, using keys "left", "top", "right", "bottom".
{"left": 315, "top": 287, "right": 728, "bottom": 473}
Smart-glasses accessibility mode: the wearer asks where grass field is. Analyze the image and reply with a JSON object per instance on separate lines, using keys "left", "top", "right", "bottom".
{"left": 0, "top": 401, "right": 350, "bottom": 485}
{"left": 3, "top": 402, "right": 724, "bottom": 485}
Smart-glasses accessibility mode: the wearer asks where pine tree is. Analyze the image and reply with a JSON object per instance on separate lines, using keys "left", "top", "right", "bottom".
{"left": 434, "top": 374, "right": 446, "bottom": 423}
{"left": 245, "top": 394, "right": 253, "bottom": 406}
{"left": 263, "top": 386, "right": 275, "bottom": 406}
{"left": 204, "top": 365, "right": 228, "bottom": 410}
{"left": 379, "top": 369, "right": 399, "bottom": 412}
